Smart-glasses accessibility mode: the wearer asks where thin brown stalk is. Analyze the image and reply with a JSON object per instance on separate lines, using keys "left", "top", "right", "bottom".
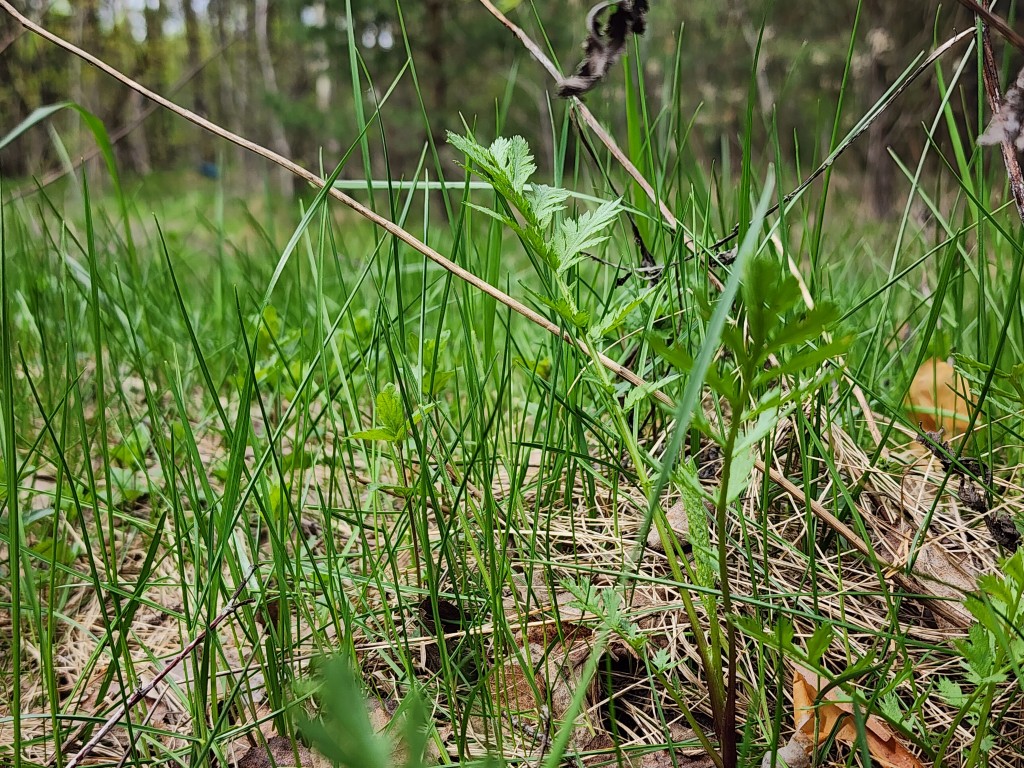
{"left": 475, "top": 0, "right": 680, "bottom": 234}
{"left": 63, "top": 566, "right": 257, "bottom": 768}
{"left": 956, "top": 0, "right": 1024, "bottom": 55}
{"left": 980, "top": 24, "right": 1024, "bottom": 222}
{"left": 0, "top": 0, "right": 634, "bottom": 394}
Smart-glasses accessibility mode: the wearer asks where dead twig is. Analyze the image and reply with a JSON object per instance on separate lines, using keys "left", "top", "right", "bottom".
{"left": 64, "top": 565, "right": 257, "bottom": 768}
{"left": 956, "top": 0, "right": 1024, "bottom": 55}
{"left": 980, "top": 24, "right": 1024, "bottom": 221}
{"left": 0, "top": 0, "right": 649, "bottom": 400}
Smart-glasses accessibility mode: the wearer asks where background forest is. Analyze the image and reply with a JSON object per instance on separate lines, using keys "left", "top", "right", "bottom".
{"left": 4, "top": 1, "right": 1024, "bottom": 767}
{"left": 0, "top": 0, "right": 989, "bottom": 215}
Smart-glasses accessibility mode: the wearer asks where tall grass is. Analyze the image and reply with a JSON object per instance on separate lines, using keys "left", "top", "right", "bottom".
{"left": 1, "top": 5, "right": 1024, "bottom": 768}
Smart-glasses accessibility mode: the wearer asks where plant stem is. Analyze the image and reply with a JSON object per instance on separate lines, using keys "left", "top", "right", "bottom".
{"left": 714, "top": 415, "right": 743, "bottom": 768}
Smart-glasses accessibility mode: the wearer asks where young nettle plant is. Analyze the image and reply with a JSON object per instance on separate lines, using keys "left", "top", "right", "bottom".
{"left": 446, "top": 132, "right": 660, "bottom": 338}
{"left": 648, "top": 258, "right": 847, "bottom": 763}
{"left": 446, "top": 132, "right": 663, "bottom": 495}
{"left": 449, "top": 132, "right": 842, "bottom": 764}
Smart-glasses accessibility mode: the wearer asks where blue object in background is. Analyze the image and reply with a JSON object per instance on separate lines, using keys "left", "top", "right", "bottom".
{"left": 198, "top": 161, "right": 220, "bottom": 180}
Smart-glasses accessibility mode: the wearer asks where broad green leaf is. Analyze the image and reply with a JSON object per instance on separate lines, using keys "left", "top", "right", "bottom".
{"left": 725, "top": 442, "right": 756, "bottom": 506}
{"left": 806, "top": 624, "right": 834, "bottom": 665}
{"left": 111, "top": 423, "right": 152, "bottom": 468}
{"left": 734, "top": 406, "right": 780, "bottom": 453}
{"left": 348, "top": 427, "right": 396, "bottom": 443}
{"left": 376, "top": 383, "right": 406, "bottom": 439}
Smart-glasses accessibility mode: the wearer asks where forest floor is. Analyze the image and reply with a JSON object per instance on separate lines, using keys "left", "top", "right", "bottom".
{"left": 3, "top": 15, "right": 1024, "bottom": 764}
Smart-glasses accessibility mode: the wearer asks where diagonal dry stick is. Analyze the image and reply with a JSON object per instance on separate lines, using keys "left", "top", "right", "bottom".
{"left": 476, "top": 0, "right": 680, "bottom": 234}
{"left": 956, "top": 0, "right": 1024, "bottom": 55}
{"left": 63, "top": 566, "right": 257, "bottom": 768}
{"left": 0, "top": 0, "right": 970, "bottom": 631}
{"left": 0, "top": 0, "right": 652, "bottom": 399}
{"left": 979, "top": 23, "right": 1024, "bottom": 220}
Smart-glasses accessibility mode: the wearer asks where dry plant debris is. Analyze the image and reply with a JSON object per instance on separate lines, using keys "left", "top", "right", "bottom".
{"left": 6, "top": 393, "right": 1024, "bottom": 766}
{"left": 979, "top": 64, "right": 1024, "bottom": 150}
{"left": 762, "top": 664, "right": 924, "bottom": 768}
{"left": 236, "top": 736, "right": 327, "bottom": 768}
{"left": 558, "top": 0, "right": 650, "bottom": 97}
{"left": 904, "top": 358, "right": 973, "bottom": 437}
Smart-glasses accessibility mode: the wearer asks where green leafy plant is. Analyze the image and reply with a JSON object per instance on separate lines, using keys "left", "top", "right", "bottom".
{"left": 296, "top": 655, "right": 424, "bottom": 768}
{"left": 935, "top": 550, "right": 1024, "bottom": 766}
{"left": 296, "top": 655, "right": 507, "bottom": 768}
{"left": 348, "top": 382, "right": 434, "bottom": 586}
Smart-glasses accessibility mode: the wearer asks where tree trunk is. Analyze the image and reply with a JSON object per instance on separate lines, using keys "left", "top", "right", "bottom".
{"left": 141, "top": 0, "right": 168, "bottom": 167}
{"left": 423, "top": 0, "right": 448, "bottom": 146}
{"left": 183, "top": 0, "right": 207, "bottom": 115}
{"left": 253, "top": 0, "right": 293, "bottom": 197}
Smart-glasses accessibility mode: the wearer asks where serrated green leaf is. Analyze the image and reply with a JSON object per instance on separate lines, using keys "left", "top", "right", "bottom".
{"left": 376, "top": 383, "right": 406, "bottom": 439}
{"left": 592, "top": 284, "right": 661, "bottom": 338}
{"left": 878, "top": 693, "right": 905, "bottom": 725}
{"left": 674, "top": 463, "right": 715, "bottom": 590}
{"left": 489, "top": 135, "right": 536, "bottom": 193}
{"left": 536, "top": 293, "right": 590, "bottom": 328}
{"left": 734, "top": 406, "right": 780, "bottom": 454}
{"left": 758, "top": 337, "right": 849, "bottom": 384}
{"left": 446, "top": 131, "right": 495, "bottom": 175}
{"left": 551, "top": 198, "right": 621, "bottom": 272}
{"left": 648, "top": 334, "right": 738, "bottom": 402}
{"left": 806, "top": 624, "right": 834, "bottom": 665}
{"left": 526, "top": 184, "right": 570, "bottom": 227}
{"left": 935, "top": 677, "right": 967, "bottom": 707}
{"left": 651, "top": 647, "right": 672, "bottom": 671}
{"left": 763, "top": 303, "right": 841, "bottom": 356}
{"left": 464, "top": 201, "right": 515, "bottom": 228}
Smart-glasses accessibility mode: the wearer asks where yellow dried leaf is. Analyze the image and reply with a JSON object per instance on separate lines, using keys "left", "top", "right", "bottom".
{"left": 790, "top": 664, "right": 925, "bottom": 768}
{"left": 904, "top": 358, "right": 973, "bottom": 437}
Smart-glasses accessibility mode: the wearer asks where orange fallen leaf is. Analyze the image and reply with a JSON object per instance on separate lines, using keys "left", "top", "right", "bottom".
{"left": 904, "top": 358, "right": 973, "bottom": 437}
{"left": 790, "top": 664, "right": 925, "bottom": 768}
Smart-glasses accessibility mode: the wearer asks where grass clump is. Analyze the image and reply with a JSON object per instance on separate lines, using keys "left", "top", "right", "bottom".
{"left": 3, "top": 6, "right": 1024, "bottom": 768}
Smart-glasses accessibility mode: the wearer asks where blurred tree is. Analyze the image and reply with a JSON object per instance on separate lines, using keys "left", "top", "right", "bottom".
{"left": 0, "top": 0, "right": 986, "bottom": 215}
